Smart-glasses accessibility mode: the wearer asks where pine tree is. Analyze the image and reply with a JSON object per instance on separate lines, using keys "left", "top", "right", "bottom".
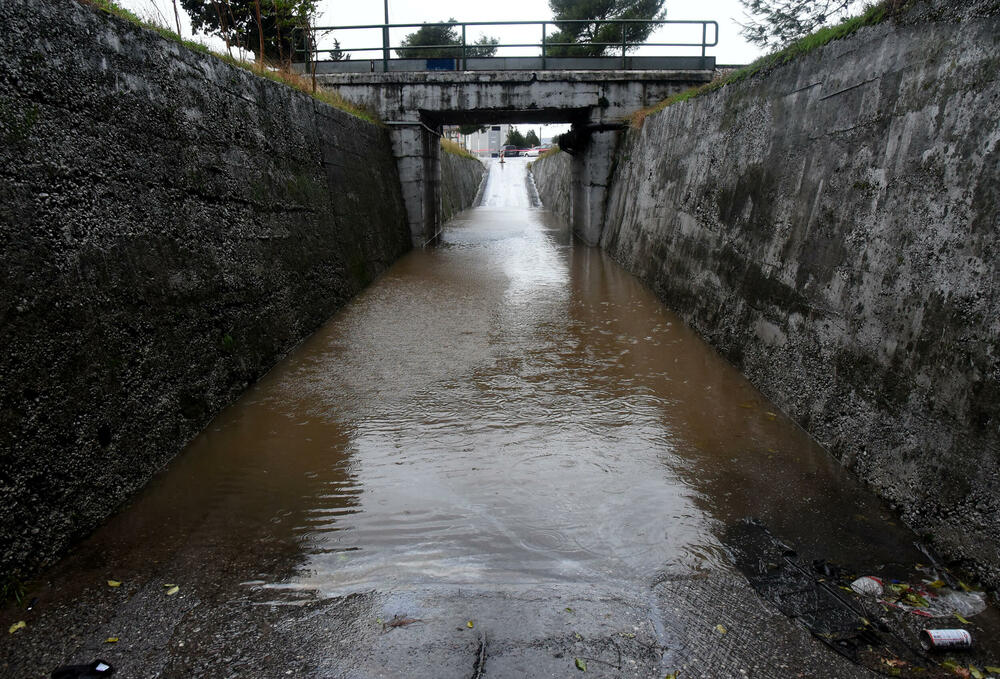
{"left": 546, "top": 0, "right": 666, "bottom": 57}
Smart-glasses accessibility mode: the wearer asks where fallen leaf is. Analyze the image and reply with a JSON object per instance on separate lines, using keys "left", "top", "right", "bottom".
{"left": 107, "top": 580, "right": 121, "bottom": 588}
{"left": 8, "top": 621, "right": 26, "bottom": 634}
{"left": 575, "top": 657, "right": 587, "bottom": 672}
{"left": 984, "top": 667, "right": 1000, "bottom": 675}
{"left": 620, "top": 631, "right": 635, "bottom": 639}
{"left": 970, "top": 667, "right": 984, "bottom": 679}
{"left": 714, "top": 624, "right": 727, "bottom": 635}
{"left": 165, "top": 586, "right": 180, "bottom": 596}
{"left": 926, "top": 580, "right": 946, "bottom": 589}
{"left": 941, "top": 663, "right": 970, "bottom": 679}
{"left": 665, "top": 674, "right": 677, "bottom": 679}
{"left": 467, "top": 621, "right": 474, "bottom": 628}
{"left": 955, "top": 613, "right": 972, "bottom": 625}
{"left": 105, "top": 637, "right": 118, "bottom": 643}
{"left": 565, "top": 607, "right": 574, "bottom": 613}
{"left": 163, "top": 583, "right": 176, "bottom": 588}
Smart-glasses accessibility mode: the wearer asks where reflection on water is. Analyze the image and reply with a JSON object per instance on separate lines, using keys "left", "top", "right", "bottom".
{"left": 52, "top": 158, "right": 926, "bottom": 600}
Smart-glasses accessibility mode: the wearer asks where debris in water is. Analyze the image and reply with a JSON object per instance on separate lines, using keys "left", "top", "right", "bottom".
{"left": 50, "top": 659, "right": 115, "bottom": 678}
{"left": 920, "top": 629, "right": 973, "bottom": 651}
{"left": 852, "top": 576, "right": 885, "bottom": 598}
{"left": 165, "top": 586, "right": 179, "bottom": 596}
{"left": 8, "top": 620, "right": 26, "bottom": 634}
{"left": 105, "top": 637, "right": 118, "bottom": 644}
{"left": 715, "top": 624, "right": 728, "bottom": 636}
{"left": 574, "top": 657, "right": 587, "bottom": 671}
{"left": 107, "top": 580, "right": 121, "bottom": 588}
{"left": 467, "top": 621, "right": 474, "bottom": 628}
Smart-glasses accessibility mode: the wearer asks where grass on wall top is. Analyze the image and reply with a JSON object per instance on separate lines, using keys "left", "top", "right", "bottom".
{"left": 440, "top": 138, "right": 480, "bottom": 160}
{"left": 77, "top": 0, "right": 379, "bottom": 125}
{"left": 630, "top": 0, "right": 900, "bottom": 128}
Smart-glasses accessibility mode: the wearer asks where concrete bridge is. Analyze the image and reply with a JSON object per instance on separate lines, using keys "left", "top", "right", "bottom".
{"left": 319, "top": 69, "right": 715, "bottom": 245}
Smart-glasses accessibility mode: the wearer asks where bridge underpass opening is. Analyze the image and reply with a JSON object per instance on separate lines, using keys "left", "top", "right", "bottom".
{"left": 15, "top": 150, "right": 999, "bottom": 677}
{"left": 318, "top": 68, "right": 716, "bottom": 246}
{"left": 397, "top": 106, "right": 626, "bottom": 248}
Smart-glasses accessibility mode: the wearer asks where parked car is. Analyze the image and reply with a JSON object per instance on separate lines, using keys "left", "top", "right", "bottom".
{"left": 500, "top": 144, "right": 520, "bottom": 157}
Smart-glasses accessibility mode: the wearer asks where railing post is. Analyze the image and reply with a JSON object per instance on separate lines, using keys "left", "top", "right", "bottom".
{"left": 461, "top": 23, "right": 466, "bottom": 70}
{"left": 382, "top": 0, "right": 389, "bottom": 72}
{"left": 541, "top": 22, "right": 547, "bottom": 70}
{"left": 621, "top": 22, "right": 627, "bottom": 69}
{"left": 701, "top": 22, "right": 707, "bottom": 58}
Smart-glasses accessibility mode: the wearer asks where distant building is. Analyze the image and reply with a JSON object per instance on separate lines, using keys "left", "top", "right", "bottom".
{"left": 460, "top": 124, "right": 513, "bottom": 157}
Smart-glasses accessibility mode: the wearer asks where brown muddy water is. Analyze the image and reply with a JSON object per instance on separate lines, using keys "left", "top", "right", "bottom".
{"left": 6, "top": 158, "right": 998, "bottom": 675}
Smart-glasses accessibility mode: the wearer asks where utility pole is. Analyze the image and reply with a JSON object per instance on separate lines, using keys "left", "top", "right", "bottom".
{"left": 171, "top": 0, "right": 182, "bottom": 37}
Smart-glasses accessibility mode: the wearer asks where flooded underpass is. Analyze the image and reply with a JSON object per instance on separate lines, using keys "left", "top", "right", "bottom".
{"left": 4, "top": 158, "right": 998, "bottom": 678}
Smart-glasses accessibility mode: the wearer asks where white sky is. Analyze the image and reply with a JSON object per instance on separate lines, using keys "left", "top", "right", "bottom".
{"left": 119, "top": 0, "right": 764, "bottom": 136}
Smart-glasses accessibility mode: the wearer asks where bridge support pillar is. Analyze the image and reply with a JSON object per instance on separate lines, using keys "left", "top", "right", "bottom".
{"left": 390, "top": 121, "right": 442, "bottom": 247}
{"left": 570, "top": 126, "right": 621, "bottom": 246}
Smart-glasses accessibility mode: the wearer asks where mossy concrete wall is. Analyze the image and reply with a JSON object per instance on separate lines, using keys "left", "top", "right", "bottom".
{"left": 440, "top": 151, "right": 485, "bottom": 223}
{"left": 593, "top": 12, "right": 1000, "bottom": 585}
{"left": 0, "top": 0, "right": 410, "bottom": 579}
{"left": 529, "top": 151, "right": 572, "bottom": 226}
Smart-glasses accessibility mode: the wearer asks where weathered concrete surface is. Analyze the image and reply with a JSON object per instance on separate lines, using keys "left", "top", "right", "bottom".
{"left": 439, "top": 149, "right": 485, "bottom": 224}
{"left": 529, "top": 150, "right": 572, "bottom": 226}
{"left": 323, "top": 70, "right": 712, "bottom": 245}
{"left": 0, "top": 0, "right": 410, "bottom": 581}
{"left": 590, "top": 14, "right": 1000, "bottom": 585}
{"left": 2, "top": 554, "right": 874, "bottom": 678}
{"left": 318, "top": 70, "right": 714, "bottom": 126}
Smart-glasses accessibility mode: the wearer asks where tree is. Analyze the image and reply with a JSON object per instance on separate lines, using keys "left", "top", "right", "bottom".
{"left": 524, "top": 129, "right": 541, "bottom": 147}
{"left": 396, "top": 20, "right": 499, "bottom": 59}
{"left": 327, "top": 37, "right": 348, "bottom": 61}
{"left": 504, "top": 129, "right": 526, "bottom": 148}
{"left": 546, "top": 0, "right": 666, "bottom": 57}
{"left": 739, "top": 0, "right": 864, "bottom": 49}
{"left": 179, "top": 0, "right": 317, "bottom": 64}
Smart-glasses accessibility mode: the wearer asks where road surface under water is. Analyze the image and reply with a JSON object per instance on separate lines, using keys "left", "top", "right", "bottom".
{"left": 4, "top": 159, "right": 997, "bottom": 678}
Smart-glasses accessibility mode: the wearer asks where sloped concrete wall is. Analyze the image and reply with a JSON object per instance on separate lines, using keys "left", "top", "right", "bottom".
{"left": 440, "top": 150, "right": 485, "bottom": 223}
{"left": 597, "top": 13, "right": 1000, "bottom": 583}
{"left": 530, "top": 151, "right": 573, "bottom": 226}
{"left": 0, "top": 0, "right": 410, "bottom": 579}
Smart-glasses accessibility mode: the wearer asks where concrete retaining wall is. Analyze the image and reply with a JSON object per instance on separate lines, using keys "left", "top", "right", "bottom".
{"left": 592, "top": 13, "right": 1000, "bottom": 584}
{"left": 0, "top": 0, "right": 410, "bottom": 579}
{"left": 529, "top": 151, "right": 572, "bottom": 226}
{"left": 441, "top": 150, "right": 485, "bottom": 223}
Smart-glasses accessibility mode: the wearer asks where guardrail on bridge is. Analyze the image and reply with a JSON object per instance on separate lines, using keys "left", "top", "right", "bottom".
{"left": 296, "top": 20, "right": 718, "bottom": 74}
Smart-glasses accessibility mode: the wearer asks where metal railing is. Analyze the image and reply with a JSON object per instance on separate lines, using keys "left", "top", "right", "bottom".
{"left": 299, "top": 19, "right": 718, "bottom": 73}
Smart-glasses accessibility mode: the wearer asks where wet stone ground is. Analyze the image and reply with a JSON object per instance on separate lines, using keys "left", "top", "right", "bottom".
{"left": 3, "top": 159, "right": 998, "bottom": 678}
